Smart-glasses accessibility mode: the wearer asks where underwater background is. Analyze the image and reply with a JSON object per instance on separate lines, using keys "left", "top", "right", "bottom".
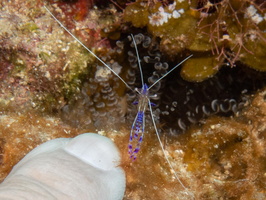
{"left": 0, "top": 0, "right": 265, "bottom": 199}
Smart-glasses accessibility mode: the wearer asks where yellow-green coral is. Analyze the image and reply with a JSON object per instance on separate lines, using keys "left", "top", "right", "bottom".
{"left": 123, "top": 1, "right": 150, "bottom": 28}
{"left": 61, "top": 44, "right": 95, "bottom": 98}
{"left": 19, "top": 22, "right": 39, "bottom": 33}
{"left": 125, "top": 0, "right": 197, "bottom": 54}
{"left": 239, "top": 32, "right": 266, "bottom": 71}
{"left": 181, "top": 55, "right": 222, "bottom": 82}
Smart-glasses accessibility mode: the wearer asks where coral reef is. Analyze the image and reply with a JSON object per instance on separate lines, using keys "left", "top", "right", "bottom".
{"left": 0, "top": 90, "right": 265, "bottom": 199}
{"left": 104, "top": 33, "right": 266, "bottom": 134}
{"left": 124, "top": 0, "right": 266, "bottom": 81}
{"left": 0, "top": 0, "right": 89, "bottom": 112}
{"left": 0, "top": 0, "right": 265, "bottom": 199}
{"left": 160, "top": 63, "right": 266, "bottom": 133}
{"left": 120, "top": 88, "right": 266, "bottom": 199}
{"left": 0, "top": 0, "right": 119, "bottom": 113}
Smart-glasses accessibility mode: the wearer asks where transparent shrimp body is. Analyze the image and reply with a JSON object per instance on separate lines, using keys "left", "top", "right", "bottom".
{"left": 127, "top": 35, "right": 192, "bottom": 161}
{"left": 128, "top": 84, "right": 149, "bottom": 160}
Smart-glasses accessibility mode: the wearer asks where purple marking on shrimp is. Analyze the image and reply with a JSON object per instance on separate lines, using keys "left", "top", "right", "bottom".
{"left": 150, "top": 102, "right": 156, "bottom": 107}
{"left": 134, "top": 148, "right": 140, "bottom": 153}
{"left": 133, "top": 101, "right": 138, "bottom": 105}
{"left": 128, "top": 110, "right": 145, "bottom": 160}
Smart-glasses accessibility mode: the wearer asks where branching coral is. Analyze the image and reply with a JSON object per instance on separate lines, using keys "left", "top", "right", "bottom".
{"left": 194, "top": 0, "right": 266, "bottom": 69}
{"left": 123, "top": 0, "right": 266, "bottom": 82}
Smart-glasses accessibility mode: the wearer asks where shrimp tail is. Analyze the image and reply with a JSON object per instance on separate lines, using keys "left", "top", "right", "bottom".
{"left": 128, "top": 111, "right": 145, "bottom": 160}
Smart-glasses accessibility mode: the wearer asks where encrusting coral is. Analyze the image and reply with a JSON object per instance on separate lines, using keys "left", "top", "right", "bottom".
{"left": 0, "top": 0, "right": 120, "bottom": 114}
{"left": 0, "top": 1, "right": 91, "bottom": 112}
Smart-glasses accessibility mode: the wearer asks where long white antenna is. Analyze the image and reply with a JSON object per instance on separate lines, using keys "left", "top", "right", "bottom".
{"left": 148, "top": 54, "right": 193, "bottom": 90}
{"left": 131, "top": 34, "right": 144, "bottom": 87}
{"left": 148, "top": 99, "right": 186, "bottom": 189}
{"left": 148, "top": 99, "right": 194, "bottom": 199}
{"left": 44, "top": 6, "right": 133, "bottom": 91}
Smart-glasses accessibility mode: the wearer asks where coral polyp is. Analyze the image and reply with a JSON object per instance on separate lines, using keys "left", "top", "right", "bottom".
{"left": 105, "top": 33, "right": 266, "bottom": 134}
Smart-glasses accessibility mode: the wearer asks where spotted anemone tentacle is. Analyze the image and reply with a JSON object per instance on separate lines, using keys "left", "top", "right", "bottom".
{"left": 128, "top": 111, "right": 145, "bottom": 160}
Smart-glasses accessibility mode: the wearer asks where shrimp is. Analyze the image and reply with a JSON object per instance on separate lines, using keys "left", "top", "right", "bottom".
{"left": 44, "top": 5, "right": 193, "bottom": 198}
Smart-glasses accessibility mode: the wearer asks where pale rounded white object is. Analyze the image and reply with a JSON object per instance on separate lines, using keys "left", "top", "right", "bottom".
{"left": 64, "top": 133, "right": 121, "bottom": 170}
{"left": 0, "top": 133, "right": 125, "bottom": 200}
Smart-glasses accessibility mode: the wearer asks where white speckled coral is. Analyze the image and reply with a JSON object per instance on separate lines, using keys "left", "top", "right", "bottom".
{"left": 0, "top": 133, "right": 125, "bottom": 200}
